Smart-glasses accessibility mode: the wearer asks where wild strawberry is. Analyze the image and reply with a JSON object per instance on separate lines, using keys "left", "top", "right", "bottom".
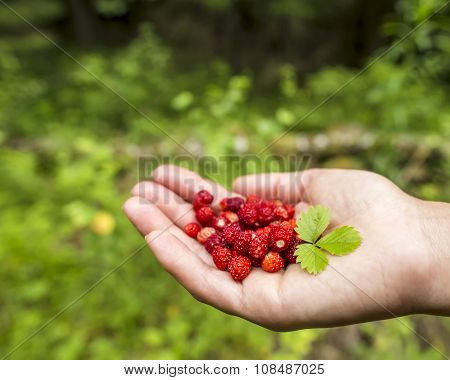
{"left": 196, "top": 206, "right": 214, "bottom": 225}
{"left": 212, "top": 246, "right": 232, "bottom": 271}
{"left": 248, "top": 234, "right": 268, "bottom": 260}
{"left": 212, "top": 216, "right": 229, "bottom": 231}
{"left": 196, "top": 227, "right": 216, "bottom": 244}
{"left": 193, "top": 190, "right": 214, "bottom": 210}
{"left": 255, "top": 227, "right": 265, "bottom": 236}
{"left": 288, "top": 218, "right": 297, "bottom": 229}
{"left": 223, "top": 222, "right": 242, "bottom": 245}
{"left": 184, "top": 222, "right": 201, "bottom": 238}
{"left": 280, "top": 220, "right": 293, "bottom": 229}
{"left": 249, "top": 255, "right": 263, "bottom": 267}
{"left": 284, "top": 203, "right": 295, "bottom": 219}
{"left": 273, "top": 205, "right": 289, "bottom": 221}
{"left": 237, "top": 203, "right": 259, "bottom": 227}
{"left": 233, "top": 230, "right": 254, "bottom": 256}
{"left": 284, "top": 250, "right": 297, "bottom": 265}
{"left": 262, "top": 252, "right": 285, "bottom": 273}
{"left": 258, "top": 201, "right": 275, "bottom": 225}
{"left": 283, "top": 235, "right": 301, "bottom": 264}
{"left": 246, "top": 194, "right": 261, "bottom": 204}
{"left": 256, "top": 225, "right": 272, "bottom": 237}
{"left": 228, "top": 256, "right": 252, "bottom": 281}
{"left": 219, "top": 197, "right": 245, "bottom": 212}
{"left": 269, "top": 222, "right": 293, "bottom": 252}
{"left": 204, "top": 233, "right": 226, "bottom": 253}
{"left": 220, "top": 211, "right": 239, "bottom": 224}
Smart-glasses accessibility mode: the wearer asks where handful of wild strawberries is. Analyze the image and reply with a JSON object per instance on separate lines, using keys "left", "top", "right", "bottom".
{"left": 183, "top": 190, "right": 303, "bottom": 282}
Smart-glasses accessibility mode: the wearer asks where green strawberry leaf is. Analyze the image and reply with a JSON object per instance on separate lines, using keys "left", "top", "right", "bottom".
{"left": 295, "top": 205, "right": 331, "bottom": 243}
{"left": 294, "top": 243, "right": 329, "bottom": 275}
{"left": 316, "top": 226, "right": 362, "bottom": 256}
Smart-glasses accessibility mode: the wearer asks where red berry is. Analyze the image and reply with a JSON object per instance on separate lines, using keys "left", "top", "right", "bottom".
{"left": 237, "top": 203, "right": 259, "bottom": 227}
{"left": 284, "top": 251, "right": 296, "bottom": 265}
{"left": 288, "top": 218, "right": 297, "bottom": 229}
{"left": 231, "top": 249, "right": 240, "bottom": 257}
{"left": 197, "top": 227, "right": 216, "bottom": 244}
{"left": 246, "top": 194, "right": 261, "bottom": 204}
{"left": 248, "top": 233, "right": 268, "bottom": 260}
{"left": 228, "top": 256, "right": 252, "bottom": 281}
{"left": 223, "top": 222, "right": 242, "bottom": 245}
{"left": 193, "top": 190, "right": 214, "bottom": 210}
{"left": 283, "top": 235, "right": 301, "bottom": 264}
{"left": 233, "top": 230, "right": 254, "bottom": 256}
{"left": 196, "top": 206, "right": 214, "bottom": 225}
{"left": 211, "top": 216, "right": 229, "bottom": 231}
{"left": 204, "top": 233, "right": 226, "bottom": 253}
{"left": 262, "top": 252, "right": 285, "bottom": 273}
{"left": 256, "top": 225, "right": 272, "bottom": 237}
{"left": 269, "top": 222, "right": 293, "bottom": 252}
{"left": 220, "top": 211, "right": 239, "bottom": 224}
{"left": 249, "top": 255, "right": 263, "bottom": 267}
{"left": 258, "top": 201, "right": 275, "bottom": 225}
{"left": 212, "top": 246, "right": 232, "bottom": 271}
{"left": 184, "top": 222, "right": 201, "bottom": 238}
{"left": 284, "top": 203, "right": 295, "bottom": 219}
{"left": 219, "top": 197, "right": 245, "bottom": 212}
{"left": 274, "top": 205, "right": 289, "bottom": 221}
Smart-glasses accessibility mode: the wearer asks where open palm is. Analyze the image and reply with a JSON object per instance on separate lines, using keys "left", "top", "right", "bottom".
{"left": 124, "top": 165, "right": 431, "bottom": 330}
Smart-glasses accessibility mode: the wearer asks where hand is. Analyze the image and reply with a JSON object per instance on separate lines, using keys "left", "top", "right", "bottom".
{"left": 123, "top": 165, "right": 450, "bottom": 331}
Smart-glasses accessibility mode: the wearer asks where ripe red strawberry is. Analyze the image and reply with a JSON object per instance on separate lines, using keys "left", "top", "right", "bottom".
{"left": 196, "top": 206, "right": 214, "bottom": 225}
{"left": 219, "top": 197, "right": 245, "bottom": 212}
{"left": 212, "top": 216, "right": 229, "bottom": 231}
{"left": 228, "top": 256, "right": 252, "bottom": 281}
{"left": 273, "top": 205, "right": 289, "bottom": 221}
{"left": 204, "top": 233, "right": 226, "bottom": 253}
{"left": 288, "top": 218, "right": 297, "bottom": 229}
{"left": 280, "top": 220, "right": 293, "bottom": 229}
{"left": 220, "top": 211, "right": 239, "bottom": 224}
{"left": 198, "top": 189, "right": 214, "bottom": 203}
{"left": 284, "top": 250, "right": 296, "bottom": 264}
{"left": 284, "top": 203, "right": 295, "bottom": 219}
{"left": 193, "top": 190, "right": 214, "bottom": 210}
{"left": 237, "top": 203, "right": 259, "bottom": 227}
{"left": 233, "top": 230, "right": 254, "bottom": 256}
{"left": 258, "top": 201, "right": 275, "bottom": 225}
{"left": 283, "top": 235, "right": 301, "bottom": 264}
{"left": 256, "top": 225, "right": 272, "bottom": 237}
{"left": 248, "top": 233, "right": 268, "bottom": 260}
{"left": 223, "top": 222, "right": 242, "bottom": 245}
{"left": 197, "top": 227, "right": 216, "bottom": 244}
{"left": 269, "top": 222, "right": 293, "bottom": 252}
{"left": 246, "top": 194, "right": 261, "bottom": 204}
{"left": 249, "top": 255, "right": 263, "bottom": 267}
{"left": 212, "top": 246, "right": 232, "bottom": 271}
{"left": 184, "top": 222, "right": 201, "bottom": 238}
{"left": 262, "top": 252, "right": 285, "bottom": 273}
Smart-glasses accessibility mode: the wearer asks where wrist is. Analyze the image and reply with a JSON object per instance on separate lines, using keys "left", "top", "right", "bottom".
{"left": 415, "top": 199, "right": 450, "bottom": 315}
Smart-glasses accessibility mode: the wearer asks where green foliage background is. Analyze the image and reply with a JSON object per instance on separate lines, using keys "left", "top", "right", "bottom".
{"left": 0, "top": 0, "right": 449, "bottom": 359}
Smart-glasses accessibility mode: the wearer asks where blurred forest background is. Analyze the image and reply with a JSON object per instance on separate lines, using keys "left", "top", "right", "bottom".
{"left": 0, "top": 0, "right": 449, "bottom": 359}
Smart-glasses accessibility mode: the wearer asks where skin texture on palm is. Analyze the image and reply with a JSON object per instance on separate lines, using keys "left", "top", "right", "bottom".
{"left": 123, "top": 165, "right": 450, "bottom": 331}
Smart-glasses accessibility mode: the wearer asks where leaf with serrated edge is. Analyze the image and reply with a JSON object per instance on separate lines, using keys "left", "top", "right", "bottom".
{"left": 294, "top": 244, "right": 328, "bottom": 275}
{"left": 295, "top": 205, "right": 331, "bottom": 243}
{"left": 316, "top": 226, "right": 362, "bottom": 256}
